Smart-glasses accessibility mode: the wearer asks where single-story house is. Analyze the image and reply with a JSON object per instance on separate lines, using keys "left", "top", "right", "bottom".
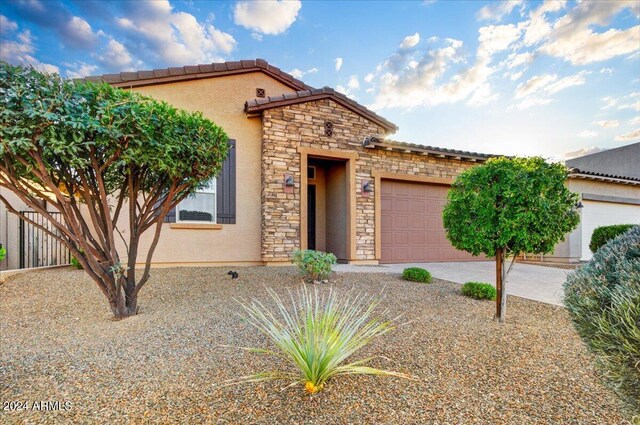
{"left": 4, "top": 59, "right": 635, "bottom": 271}
{"left": 69, "top": 58, "right": 494, "bottom": 267}
{"left": 546, "top": 142, "right": 640, "bottom": 262}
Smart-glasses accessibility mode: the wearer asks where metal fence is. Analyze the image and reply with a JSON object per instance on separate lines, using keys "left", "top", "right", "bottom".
{"left": 19, "top": 211, "right": 70, "bottom": 269}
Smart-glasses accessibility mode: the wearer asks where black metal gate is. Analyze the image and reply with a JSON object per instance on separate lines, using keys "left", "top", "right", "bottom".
{"left": 19, "top": 211, "right": 70, "bottom": 269}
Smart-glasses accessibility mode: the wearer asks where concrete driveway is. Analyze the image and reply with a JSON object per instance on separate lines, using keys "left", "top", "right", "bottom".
{"left": 334, "top": 261, "right": 572, "bottom": 306}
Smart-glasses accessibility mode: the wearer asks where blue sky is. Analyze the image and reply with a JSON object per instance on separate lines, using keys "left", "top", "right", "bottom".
{"left": 1, "top": 0, "right": 638, "bottom": 159}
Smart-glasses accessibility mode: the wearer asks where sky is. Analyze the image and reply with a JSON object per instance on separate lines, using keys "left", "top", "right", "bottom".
{"left": 1, "top": 0, "right": 639, "bottom": 160}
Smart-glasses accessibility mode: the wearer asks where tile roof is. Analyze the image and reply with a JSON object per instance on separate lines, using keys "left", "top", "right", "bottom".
{"left": 244, "top": 87, "right": 398, "bottom": 132}
{"left": 568, "top": 168, "right": 640, "bottom": 184}
{"left": 363, "top": 138, "right": 497, "bottom": 161}
{"left": 76, "top": 59, "right": 313, "bottom": 91}
{"left": 565, "top": 142, "right": 640, "bottom": 182}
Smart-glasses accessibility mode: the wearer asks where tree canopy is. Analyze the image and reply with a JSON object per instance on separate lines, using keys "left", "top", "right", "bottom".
{"left": 443, "top": 156, "right": 580, "bottom": 321}
{"left": 0, "top": 62, "right": 229, "bottom": 317}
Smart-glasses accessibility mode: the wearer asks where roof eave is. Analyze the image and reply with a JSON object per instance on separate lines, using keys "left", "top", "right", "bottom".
{"left": 364, "top": 140, "right": 493, "bottom": 162}
{"left": 568, "top": 172, "right": 640, "bottom": 185}
{"left": 245, "top": 93, "right": 398, "bottom": 133}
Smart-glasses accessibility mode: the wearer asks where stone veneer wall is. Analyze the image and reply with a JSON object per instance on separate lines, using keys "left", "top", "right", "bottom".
{"left": 261, "top": 98, "right": 475, "bottom": 262}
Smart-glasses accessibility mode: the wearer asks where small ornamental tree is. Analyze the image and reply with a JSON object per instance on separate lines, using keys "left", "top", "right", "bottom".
{"left": 443, "top": 157, "right": 580, "bottom": 322}
{"left": 0, "top": 63, "right": 229, "bottom": 318}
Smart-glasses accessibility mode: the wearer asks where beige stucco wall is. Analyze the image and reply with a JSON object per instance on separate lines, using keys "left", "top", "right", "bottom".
{"left": 547, "top": 178, "right": 640, "bottom": 262}
{"left": 0, "top": 188, "right": 64, "bottom": 271}
{"left": 0, "top": 188, "right": 25, "bottom": 271}
{"left": 119, "top": 72, "right": 297, "bottom": 265}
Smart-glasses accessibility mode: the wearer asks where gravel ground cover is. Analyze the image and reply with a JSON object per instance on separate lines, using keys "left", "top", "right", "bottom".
{"left": 0, "top": 266, "right": 624, "bottom": 424}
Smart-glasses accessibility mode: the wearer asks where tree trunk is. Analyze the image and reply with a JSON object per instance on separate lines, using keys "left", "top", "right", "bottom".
{"left": 495, "top": 248, "right": 509, "bottom": 323}
{"left": 495, "top": 247, "right": 503, "bottom": 321}
{"left": 111, "top": 288, "right": 138, "bottom": 319}
{"left": 499, "top": 250, "right": 507, "bottom": 323}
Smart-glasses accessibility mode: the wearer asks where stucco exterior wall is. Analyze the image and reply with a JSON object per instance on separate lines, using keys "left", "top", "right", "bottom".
{"left": 547, "top": 178, "right": 640, "bottom": 262}
{"left": 261, "top": 99, "right": 475, "bottom": 263}
{"left": 121, "top": 72, "right": 297, "bottom": 265}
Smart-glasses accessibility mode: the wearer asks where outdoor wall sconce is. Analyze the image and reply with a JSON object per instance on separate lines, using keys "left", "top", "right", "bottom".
{"left": 284, "top": 174, "right": 295, "bottom": 187}
{"left": 362, "top": 180, "right": 373, "bottom": 197}
{"left": 576, "top": 201, "right": 584, "bottom": 209}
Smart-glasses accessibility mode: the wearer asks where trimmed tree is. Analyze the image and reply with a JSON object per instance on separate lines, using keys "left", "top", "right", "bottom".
{"left": 0, "top": 63, "right": 229, "bottom": 318}
{"left": 443, "top": 157, "right": 580, "bottom": 322}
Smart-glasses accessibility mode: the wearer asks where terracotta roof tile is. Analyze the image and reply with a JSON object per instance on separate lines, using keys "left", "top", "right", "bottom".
{"left": 76, "top": 59, "right": 313, "bottom": 92}
{"left": 245, "top": 87, "right": 398, "bottom": 132}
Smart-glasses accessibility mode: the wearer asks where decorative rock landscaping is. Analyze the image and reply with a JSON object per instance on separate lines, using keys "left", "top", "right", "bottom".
{"left": 0, "top": 267, "right": 624, "bottom": 424}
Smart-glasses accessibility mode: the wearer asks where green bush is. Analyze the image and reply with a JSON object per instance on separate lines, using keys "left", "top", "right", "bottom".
{"left": 564, "top": 226, "right": 640, "bottom": 417}
{"left": 402, "top": 267, "right": 432, "bottom": 283}
{"left": 291, "top": 250, "right": 337, "bottom": 282}
{"left": 589, "top": 224, "right": 636, "bottom": 253}
{"left": 70, "top": 250, "right": 84, "bottom": 269}
{"left": 0, "top": 243, "right": 6, "bottom": 262}
{"left": 461, "top": 282, "right": 497, "bottom": 300}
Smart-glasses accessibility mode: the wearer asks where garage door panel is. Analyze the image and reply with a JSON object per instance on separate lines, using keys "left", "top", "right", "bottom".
{"left": 381, "top": 179, "right": 482, "bottom": 263}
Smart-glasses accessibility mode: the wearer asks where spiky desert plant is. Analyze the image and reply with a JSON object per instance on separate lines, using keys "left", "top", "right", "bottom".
{"left": 235, "top": 285, "right": 412, "bottom": 393}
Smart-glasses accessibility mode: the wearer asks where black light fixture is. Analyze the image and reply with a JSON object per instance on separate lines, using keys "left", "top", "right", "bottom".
{"left": 576, "top": 201, "right": 584, "bottom": 209}
{"left": 285, "top": 175, "right": 295, "bottom": 187}
{"left": 362, "top": 180, "right": 374, "bottom": 192}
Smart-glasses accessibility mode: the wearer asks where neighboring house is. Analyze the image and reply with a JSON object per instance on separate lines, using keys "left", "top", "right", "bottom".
{"left": 70, "top": 59, "right": 493, "bottom": 266}
{"left": 548, "top": 142, "right": 640, "bottom": 262}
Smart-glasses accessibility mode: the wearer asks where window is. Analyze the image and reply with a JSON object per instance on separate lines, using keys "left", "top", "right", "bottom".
{"left": 324, "top": 121, "right": 333, "bottom": 137}
{"left": 177, "top": 178, "right": 217, "bottom": 223}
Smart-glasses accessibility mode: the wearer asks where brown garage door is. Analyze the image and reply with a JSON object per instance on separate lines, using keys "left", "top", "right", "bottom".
{"left": 381, "top": 179, "right": 480, "bottom": 263}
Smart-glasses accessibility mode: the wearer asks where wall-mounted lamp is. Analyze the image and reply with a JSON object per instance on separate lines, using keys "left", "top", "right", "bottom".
{"left": 576, "top": 201, "right": 584, "bottom": 209}
{"left": 362, "top": 180, "right": 373, "bottom": 197}
{"left": 284, "top": 174, "right": 295, "bottom": 187}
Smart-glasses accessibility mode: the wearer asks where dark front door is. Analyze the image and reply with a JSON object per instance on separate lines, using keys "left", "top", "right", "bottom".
{"left": 307, "top": 184, "right": 316, "bottom": 250}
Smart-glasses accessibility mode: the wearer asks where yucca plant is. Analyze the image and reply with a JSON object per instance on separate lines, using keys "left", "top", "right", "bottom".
{"left": 232, "top": 285, "right": 412, "bottom": 394}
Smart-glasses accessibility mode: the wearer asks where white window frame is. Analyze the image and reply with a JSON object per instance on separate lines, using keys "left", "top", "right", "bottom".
{"left": 176, "top": 177, "right": 217, "bottom": 224}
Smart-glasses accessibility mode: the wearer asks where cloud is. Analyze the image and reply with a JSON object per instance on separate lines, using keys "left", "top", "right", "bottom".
{"left": 65, "top": 62, "right": 99, "bottom": 79}
{"left": 370, "top": 22, "right": 522, "bottom": 110}
{"left": 233, "top": 0, "right": 301, "bottom": 35}
{"left": 9, "top": 1, "right": 100, "bottom": 49}
{"left": 477, "top": 0, "right": 523, "bottom": 22}
{"left": 593, "top": 120, "right": 620, "bottom": 128}
{"left": 347, "top": 75, "right": 359, "bottom": 90}
{"left": 0, "top": 18, "right": 59, "bottom": 73}
{"left": 97, "top": 39, "right": 135, "bottom": 70}
{"left": 399, "top": 32, "right": 420, "bottom": 49}
{"left": 364, "top": 73, "right": 374, "bottom": 83}
{"left": 116, "top": 0, "right": 236, "bottom": 67}
{"left": 522, "top": 0, "right": 567, "bottom": 46}
{"left": 251, "top": 32, "right": 263, "bottom": 41}
{"left": 615, "top": 129, "right": 640, "bottom": 141}
{"left": 513, "top": 71, "right": 588, "bottom": 109}
{"left": 537, "top": 1, "right": 640, "bottom": 65}
{"left": 560, "top": 146, "right": 606, "bottom": 159}
{"left": 287, "top": 67, "right": 318, "bottom": 79}
{"left": 64, "top": 16, "right": 99, "bottom": 48}
{"left": 599, "top": 67, "right": 613, "bottom": 75}
{"left": 0, "top": 15, "right": 18, "bottom": 33}
{"left": 335, "top": 57, "right": 343, "bottom": 71}
{"left": 578, "top": 130, "right": 598, "bottom": 138}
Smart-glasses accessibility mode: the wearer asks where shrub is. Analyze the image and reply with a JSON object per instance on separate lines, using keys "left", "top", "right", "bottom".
{"left": 402, "top": 267, "right": 432, "bottom": 283}
{"left": 70, "top": 250, "right": 84, "bottom": 269}
{"left": 589, "top": 224, "right": 636, "bottom": 253}
{"left": 0, "top": 243, "right": 6, "bottom": 262}
{"left": 234, "top": 285, "right": 412, "bottom": 393}
{"left": 461, "top": 282, "right": 496, "bottom": 300}
{"left": 291, "top": 250, "right": 337, "bottom": 282}
{"left": 564, "top": 226, "right": 640, "bottom": 417}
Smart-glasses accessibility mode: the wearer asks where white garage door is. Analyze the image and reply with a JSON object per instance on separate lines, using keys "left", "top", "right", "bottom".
{"left": 581, "top": 200, "right": 640, "bottom": 260}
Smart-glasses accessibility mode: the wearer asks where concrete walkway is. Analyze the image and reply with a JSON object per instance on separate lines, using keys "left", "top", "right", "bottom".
{"left": 334, "top": 261, "right": 572, "bottom": 306}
